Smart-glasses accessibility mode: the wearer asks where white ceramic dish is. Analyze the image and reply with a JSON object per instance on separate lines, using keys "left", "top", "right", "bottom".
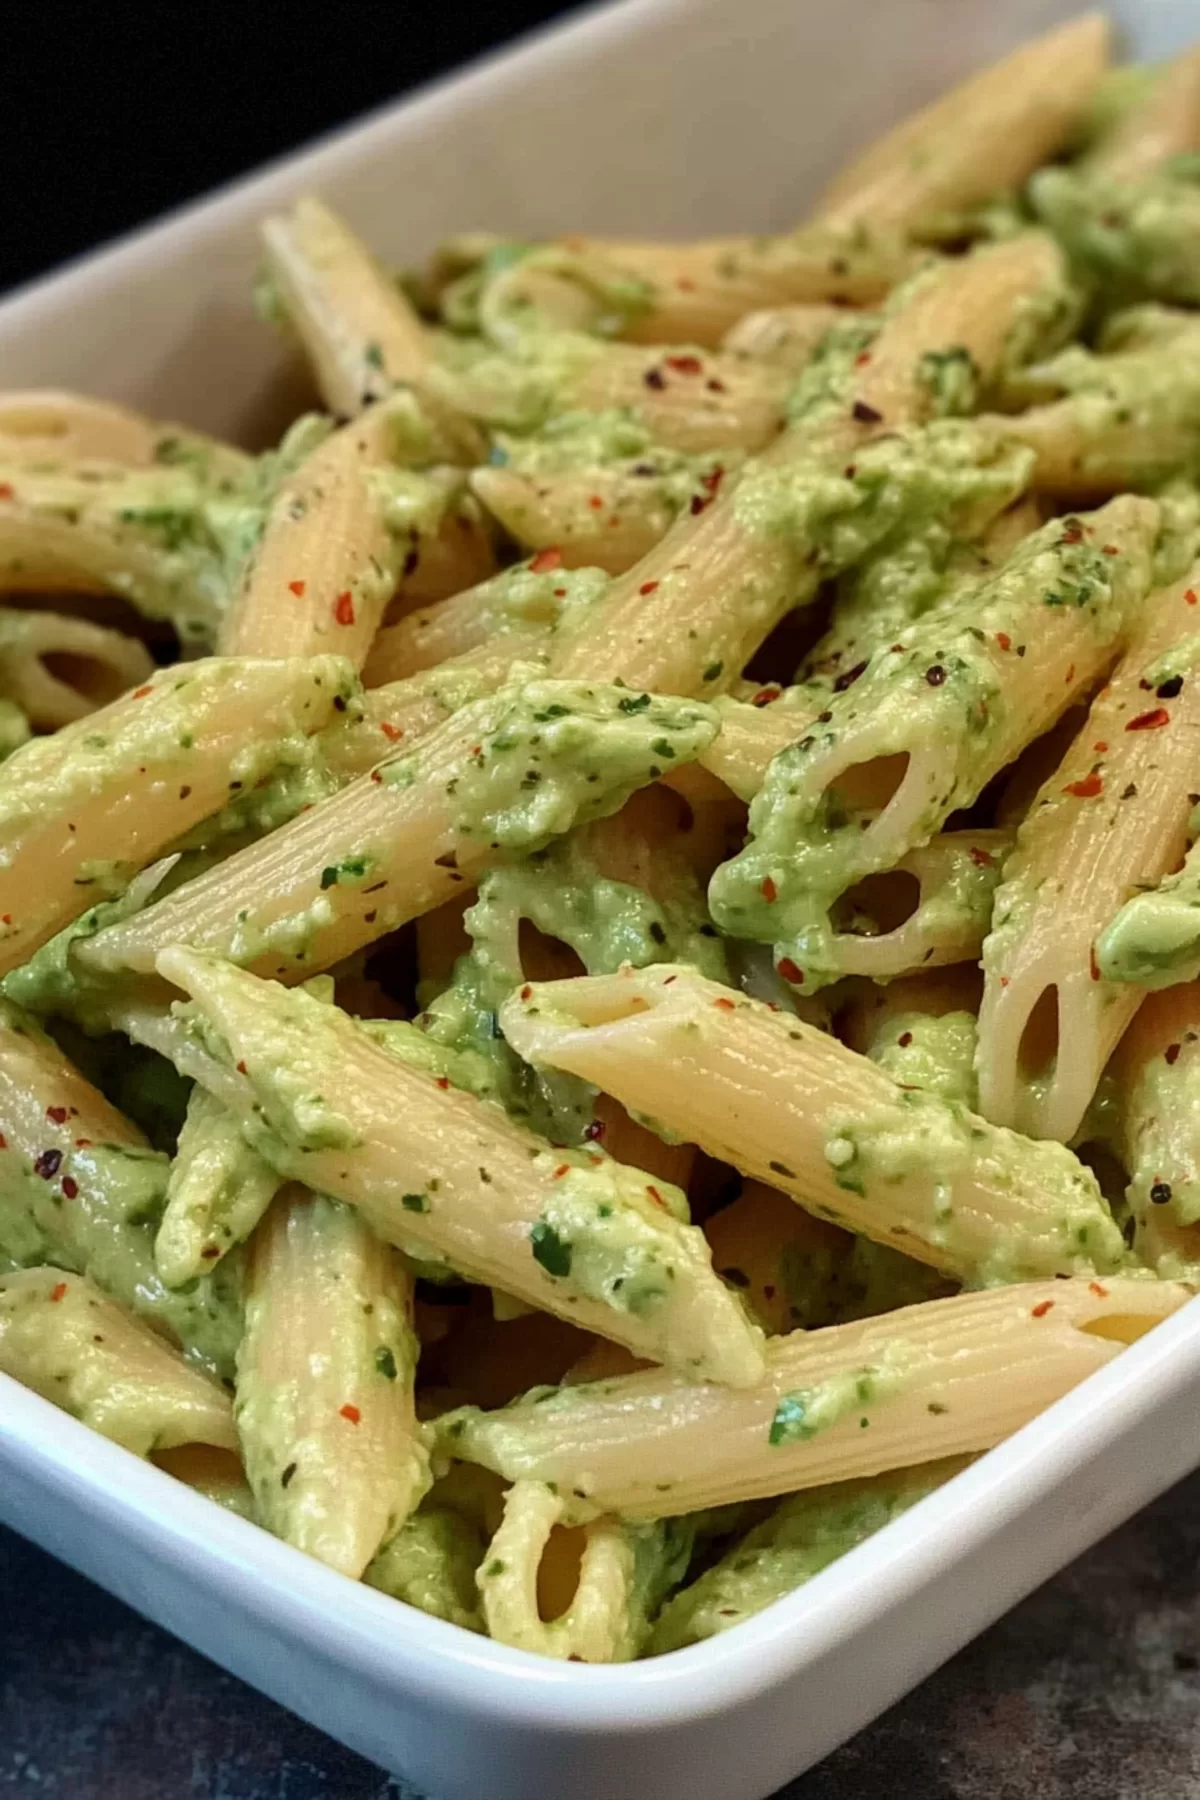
{"left": 3, "top": 3, "right": 1200, "bottom": 1795}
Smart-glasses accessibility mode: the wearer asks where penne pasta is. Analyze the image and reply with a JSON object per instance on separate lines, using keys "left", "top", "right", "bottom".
{"left": 0, "top": 995, "right": 241, "bottom": 1376}
{"left": 721, "top": 303, "right": 859, "bottom": 372}
{"left": 824, "top": 829, "right": 1011, "bottom": 986}
{"left": 1082, "top": 45, "right": 1200, "bottom": 184}
{"left": 470, "top": 461, "right": 706, "bottom": 577}
{"left": 156, "top": 1086, "right": 281, "bottom": 1287}
{"left": 81, "top": 679, "right": 719, "bottom": 983}
{"left": 815, "top": 14, "right": 1111, "bottom": 233}
{"left": 0, "top": 606, "right": 153, "bottom": 728}
{"left": 978, "top": 563, "right": 1200, "bottom": 1142}
{"left": 708, "top": 497, "right": 1159, "bottom": 991}
{"left": 1114, "top": 982, "right": 1200, "bottom": 1241}
{"left": 437, "top": 1276, "right": 1189, "bottom": 1521}
{"left": 235, "top": 1185, "right": 428, "bottom": 1577}
{"left": 260, "top": 196, "right": 433, "bottom": 413}
{"left": 500, "top": 965, "right": 1128, "bottom": 1284}
{"left": 0, "top": 1266, "right": 237, "bottom": 1456}
{"left": 0, "top": 653, "right": 351, "bottom": 973}
{"left": 0, "top": 390, "right": 251, "bottom": 482}
{"left": 147, "top": 948, "right": 766, "bottom": 1389}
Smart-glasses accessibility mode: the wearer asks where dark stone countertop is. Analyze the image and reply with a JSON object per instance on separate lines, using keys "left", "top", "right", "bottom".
{"left": 3, "top": 1472, "right": 1199, "bottom": 1800}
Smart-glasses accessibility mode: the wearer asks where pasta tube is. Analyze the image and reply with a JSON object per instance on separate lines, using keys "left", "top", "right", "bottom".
{"left": 475, "top": 1479, "right": 691, "bottom": 1662}
{"left": 721, "top": 303, "right": 858, "bottom": 371}
{"left": 471, "top": 461, "right": 712, "bottom": 577}
{"left": 500, "top": 965, "right": 1128, "bottom": 1284}
{"left": 0, "top": 606, "right": 153, "bottom": 727}
{"left": 549, "top": 234, "right": 1059, "bottom": 693}
{"left": 260, "top": 197, "right": 433, "bottom": 410}
{"left": 82, "top": 679, "right": 719, "bottom": 983}
{"left": 0, "top": 1266, "right": 237, "bottom": 1456}
{"left": 0, "top": 653, "right": 351, "bottom": 973}
{"left": 1114, "top": 983, "right": 1200, "bottom": 1237}
{"left": 1083, "top": 46, "right": 1200, "bottom": 184}
{"left": 825, "top": 829, "right": 1011, "bottom": 985}
{"left": 979, "top": 565, "right": 1200, "bottom": 1142}
{"left": 437, "top": 1276, "right": 1188, "bottom": 1521}
{"left": 0, "top": 391, "right": 251, "bottom": 482}
{"left": 0, "top": 996, "right": 240, "bottom": 1376}
{"left": 156, "top": 1087, "right": 281, "bottom": 1287}
{"left": 709, "top": 497, "right": 1159, "bottom": 990}
{"left": 815, "top": 14, "right": 1111, "bottom": 232}
{"left": 235, "top": 1186, "right": 428, "bottom": 1577}
{"left": 648, "top": 1460, "right": 964, "bottom": 1652}
{"left": 148, "top": 948, "right": 766, "bottom": 1389}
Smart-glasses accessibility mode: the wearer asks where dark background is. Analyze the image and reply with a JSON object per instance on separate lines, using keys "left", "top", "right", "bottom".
{"left": 4, "top": 8, "right": 1200, "bottom": 1798}
{"left": 0, "top": 5, "right": 571, "bottom": 297}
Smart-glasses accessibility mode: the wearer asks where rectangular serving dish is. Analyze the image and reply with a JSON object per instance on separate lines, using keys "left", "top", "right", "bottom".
{"left": 2, "top": 3, "right": 1200, "bottom": 1796}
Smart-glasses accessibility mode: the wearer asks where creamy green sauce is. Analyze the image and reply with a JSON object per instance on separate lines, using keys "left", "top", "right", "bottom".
{"left": 1032, "top": 159, "right": 1200, "bottom": 306}
{"left": 866, "top": 1009, "right": 979, "bottom": 1108}
{"left": 365, "top": 1504, "right": 486, "bottom": 1632}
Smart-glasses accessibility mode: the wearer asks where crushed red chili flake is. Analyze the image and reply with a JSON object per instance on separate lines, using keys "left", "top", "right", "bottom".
{"left": 1166, "top": 1043, "right": 1182, "bottom": 1065}
{"left": 1093, "top": 741, "right": 1108, "bottom": 753}
{"left": 1064, "top": 664, "right": 1075, "bottom": 684}
{"left": 46, "top": 1106, "right": 68, "bottom": 1124}
{"left": 898, "top": 1031, "right": 913, "bottom": 1048}
{"left": 0, "top": 916, "right": 10, "bottom": 927}
{"left": 647, "top": 1185, "right": 667, "bottom": 1208}
{"left": 370, "top": 770, "right": 383, "bottom": 783}
{"left": 334, "top": 591, "right": 356, "bottom": 626}
{"left": 236, "top": 1060, "right": 247, "bottom": 1075}
{"left": 778, "top": 957, "right": 804, "bottom": 984}
{"left": 554, "top": 1163, "right": 570, "bottom": 1179}
{"left": 73, "top": 1137, "right": 89, "bottom": 1148}
{"left": 1102, "top": 544, "right": 1120, "bottom": 555}
{"left": 436, "top": 1076, "right": 450, "bottom": 1091}
{"left": 131, "top": 685, "right": 153, "bottom": 699}
{"left": 520, "top": 984, "right": 533, "bottom": 1000}
{"left": 714, "top": 996, "right": 737, "bottom": 1010}
{"left": 583, "top": 1119, "right": 606, "bottom": 1142}
{"left": 288, "top": 579, "right": 306, "bottom": 596}
{"left": 50, "top": 1282, "right": 67, "bottom": 1303}
{"left": 61, "top": 1176, "right": 78, "bottom": 1200}
{"left": 380, "top": 721, "right": 403, "bottom": 742}
{"left": 968, "top": 846, "right": 995, "bottom": 867}
{"left": 707, "top": 377, "right": 727, "bottom": 393}
{"left": 588, "top": 494, "right": 604, "bottom": 510}
{"left": 639, "top": 580, "right": 660, "bottom": 595}
{"left": 1090, "top": 945, "right": 1101, "bottom": 982}
{"left": 751, "top": 685, "right": 781, "bottom": 706}
{"left": 1127, "top": 707, "right": 1170, "bottom": 731}
{"left": 1060, "top": 521, "right": 1084, "bottom": 544}
{"left": 761, "top": 876, "right": 778, "bottom": 902}
{"left": 339, "top": 1404, "right": 361, "bottom": 1424}
{"left": 995, "top": 632, "right": 1011, "bottom": 651}
{"left": 999, "top": 975, "right": 1010, "bottom": 988}
{"left": 665, "top": 353, "right": 703, "bottom": 375}
{"left": 529, "top": 547, "right": 562, "bottom": 573}
{"left": 1064, "top": 772, "right": 1103, "bottom": 798}
{"left": 1031, "top": 1300, "right": 1054, "bottom": 1318}
{"left": 1089, "top": 1282, "right": 1109, "bottom": 1297}
{"left": 854, "top": 350, "right": 872, "bottom": 367}
{"left": 1189, "top": 589, "right": 1199, "bottom": 606}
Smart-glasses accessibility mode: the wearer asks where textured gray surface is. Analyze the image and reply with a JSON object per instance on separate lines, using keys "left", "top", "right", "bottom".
{"left": 3, "top": 1471, "right": 1200, "bottom": 1799}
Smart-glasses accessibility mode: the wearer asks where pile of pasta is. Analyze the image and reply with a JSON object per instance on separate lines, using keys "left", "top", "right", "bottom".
{"left": 6, "top": 13, "right": 1200, "bottom": 1663}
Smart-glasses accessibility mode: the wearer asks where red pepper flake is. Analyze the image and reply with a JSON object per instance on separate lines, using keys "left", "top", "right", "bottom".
{"left": 73, "top": 1137, "right": 89, "bottom": 1148}
{"left": 529, "top": 547, "right": 562, "bottom": 574}
{"left": 0, "top": 916, "right": 10, "bottom": 927}
{"left": 639, "top": 580, "right": 660, "bottom": 595}
{"left": 553, "top": 1163, "right": 570, "bottom": 1179}
{"left": 131, "top": 685, "right": 153, "bottom": 700}
{"left": 61, "top": 1176, "right": 78, "bottom": 1200}
{"left": 761, "top": 876, "right": 778, "bottom": 902}
{"left": 854, "top": 350, "right": 872, "bottom": 367}
{"left": 1000, "top": 975, "right": 1010, "bottom": 988}
{"left": 1089, "top": 1282, "right": 1109, "bottom": 1297}
{"left": 1031, "top": 1300, "right": 1054, "bottom": 1318}
{"left": 995, "top": 632, "right": 1011, "bottom": 651}
{"left": 1102, "top": 544, "right": 1120, "bottom": 556}
{"left": 751, "top": 685, "right": 781, "bottom": 707}
{"left": 46, "top": 1106, "right": 68, "bottom": 1124}
{"left": 714, "top": 996, "right": 737, "bottom": 1011}
{"left": 520, "top": 984, "right": 533, "bottom": 1000}
{"left": 0, "top": 483, "right": 14, "bottom": 501}
{"left": 1064, "top": 665, "right": 1075, "bottom": 685}
{"left": 1188, "top": 589, "right": 1198, "bottom": 607}
{"left": 0, "top": 1133, "right": 6, "bottom": 1149}
{"left": 665, "top": 353, "right": 703, "bottom": 375}
{"left": 583, "top": 1119, "right": 606, "bottom": 1142}
{"left": 436, "top": 1076, "right": 450, "bottom": 1090}
{"left": 1060, "top": 521, "right": 1084, "bottom": 544}
{"left": 778, "top": 957, "right": 804, "bottom": 984}
{"left": 898, "top": 1031, "right": 913, "bottom": 1048}
{"left": 968, "top": 846, "right": 995, "bottom": 867}
{"left": 339, "top": 1404, "right": 361, "bottom": 1424}
{"left": 1090, "top": 945, "right": 1101, "bottom": 982}
{"left": 706, "top": 377, "right": 727, "bottom": 393}
{"left": 1166, "top": 1042, "right": 1182, "bottom": 1066}
{"left": 370, "top": 770, "right": 383, "bottom": 783}
{"left": 334, "top": 591, "right": 356, "bottom": 626}
{"left": 1127, "top": 707, "right": 1170, "bottom": 731}
{"left": 1064, "top": 772, "right": 1103, "bottom": 798}
{"left": 236, "top": 1060, "right": 248, "bottom": 1075}
{"left": 588, "top": 494, "right": 605, "bottom": 510}
{"left": 647, "top": 1185, "right": 667, "bottom": 1208}
{"left": 1093, "top": 741, "right": 1108, "bottom": 754}
{"left": 288, "top": 579, "right": 306, "bottom": 596}
{"left": 378, "top": 721, "right": 403, "bottom": 744}
{"left": 50, "top": 1282, "right": 67, "bottom": 1304}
